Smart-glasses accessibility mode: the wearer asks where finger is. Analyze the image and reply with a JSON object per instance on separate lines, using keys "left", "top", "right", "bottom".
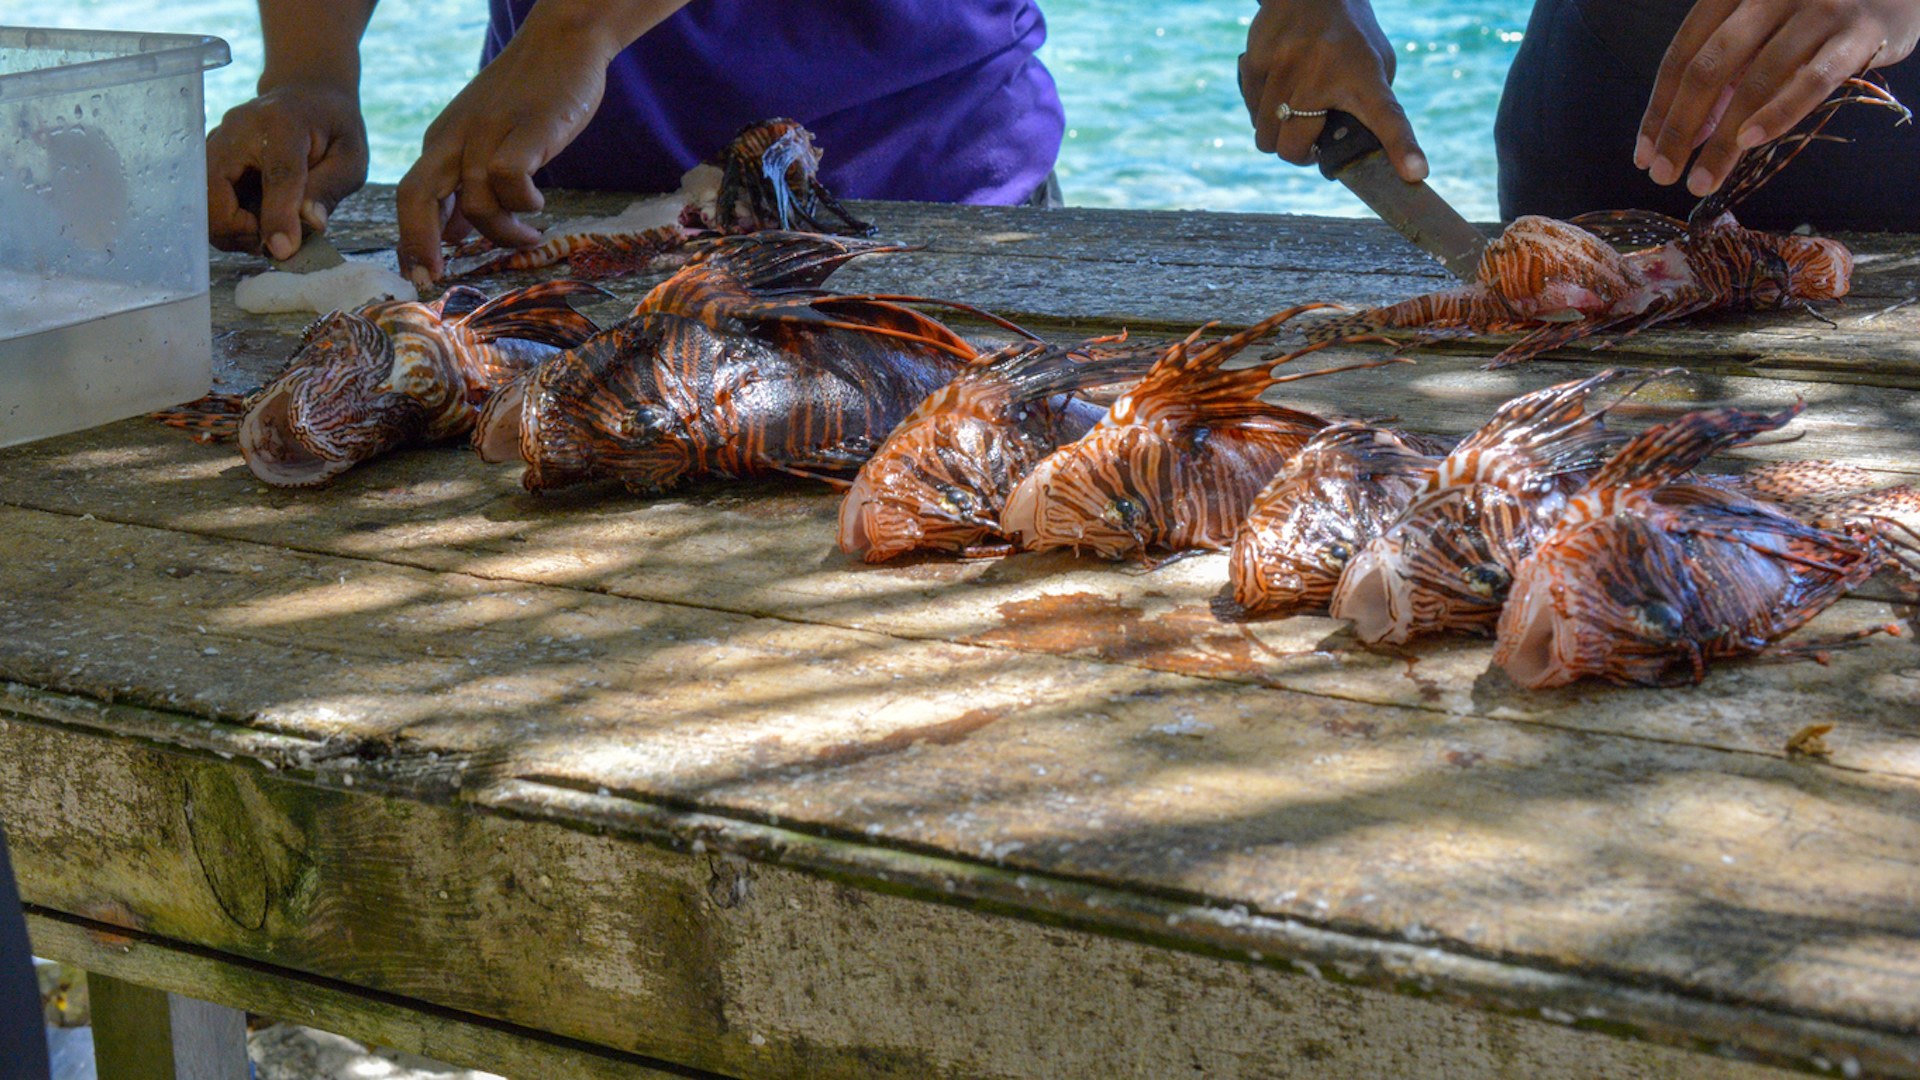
{"left": 304, "top": 140, "right": 370, "bottom": 218}
{"left": 206, "top": 166, "right": 259, "bottom": 253}
{"left": 255, "top": 124, "right": 314, "bottom": 260}
{"left": 441, "top": 202, "right": 474, "bottom": 246}
{"left": 1348, "top": 91, "right": 1427, "bottom": 182}
{"left": 456, "top": 148, "right": 544, "bottom": 251}
{"left": 396, "top": 155, "right": 459, "bottom": 284}
{"left": 1683, "top": 19, "right": 1844, "bottom": 196}
{"left": 1261, "top": 68, "right": 1324, "bottom": 165}
{"left": 1716, "top": 35, "right": 1876, "bottom": 190}
{"left": 1642, "top": 4, "right": 1779, "bottom": 186}
{"left": 1637, "top": 0, "right": 1741, "bottom": 168}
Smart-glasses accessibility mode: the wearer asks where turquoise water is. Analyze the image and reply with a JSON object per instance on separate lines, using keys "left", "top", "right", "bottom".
{"left": 55, "top": 0, "right": 1530, "bottom": 218}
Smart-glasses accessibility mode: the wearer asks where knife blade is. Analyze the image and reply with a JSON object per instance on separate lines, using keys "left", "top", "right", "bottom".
{"left": 234, "top": 170, "right": 347, "bottom": 274}
{"left": 1314, "top": 111, "right": 1487, "bottom": 282}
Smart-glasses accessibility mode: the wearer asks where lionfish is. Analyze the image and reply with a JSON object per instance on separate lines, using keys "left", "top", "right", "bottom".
{"left": 838, "top": 335, "right": 1163, "bottom": 562}
{"left": 1311, "top": 78, "right": 1908, "bottom": 369}
{"left": 448, "top": 119, "right": 872, "bottom": 280}
{"left": 1000, "top": 305, "right": 1406, "bottom": 560}
{"left": 1329, "top": 368, "right": 1660, "bottom": 644}
{"left": 473, "top": 232, "right": 1031, "bottom": 494}
{"left": 1496, "top": 404, "right": 1920, "bottom": 688}
{"left": 155, "top": 282, "right": 607, "bottom": 487}
{"left": 1227, "top": 422, "right": 1453, "bottom": 619}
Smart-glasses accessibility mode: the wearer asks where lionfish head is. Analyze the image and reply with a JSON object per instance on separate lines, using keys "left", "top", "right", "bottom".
{"left": 1780, "top": 235, "right": 1853, "bottom": 300}
{"left": 475, "top": 323, "right": 692, "bottom": 494}
{"left": 838, "top": 435, "right": 1005, "bottom": 563}
{"left": 239, "top": 309, "right": 423, "bottom": 487}
{"left": 1497, "top": 521, "right": 1698, "bottom": 689}
{"left": 1002, "top": 428, "right": 1166, "bottom": 560}
{"left": 1329, "top": 495, "right": 1513, "bottom": 644}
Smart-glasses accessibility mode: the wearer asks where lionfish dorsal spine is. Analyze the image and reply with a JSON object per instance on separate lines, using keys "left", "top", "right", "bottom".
{"left": 1583, "top": 402, "right": 1803, "bottom": 495}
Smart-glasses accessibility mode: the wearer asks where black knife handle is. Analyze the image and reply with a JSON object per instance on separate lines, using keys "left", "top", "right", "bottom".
{"left": 1314, "top": 110, "right": 1382, "bottom": 179}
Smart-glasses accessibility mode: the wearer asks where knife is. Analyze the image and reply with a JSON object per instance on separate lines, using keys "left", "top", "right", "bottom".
{"left": 1314, "top": 111, "right": 1487, "bottom": 282}
{"left": 234, "top": 170, "right": 347, "bottom": 273}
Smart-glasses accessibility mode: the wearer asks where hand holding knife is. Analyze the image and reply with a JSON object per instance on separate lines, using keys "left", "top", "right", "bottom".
{"left": 1313, "top": 110, "right": 1489, "bottom": 283}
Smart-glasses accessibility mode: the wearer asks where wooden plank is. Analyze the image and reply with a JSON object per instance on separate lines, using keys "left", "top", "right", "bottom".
{"left": 306, "top": 187, "right": 1920, "bottom": 390}
{"left": 89, "top": 976, "right": 248, "bottom": 1080}
{"left": 3, "top": 507, "right": 1920, "bottom": 1070}
{"left": 3, "top": 711, "right": 1835, "bottom": 1079}
{"left": 3, "top": 427, "right": 1916, "bottom": 777}
{"left": 28, "top": 914, "right": 711, "bottom": 1080}
{"left": 92, "top": 976, "right": 183, "bottom": 1080}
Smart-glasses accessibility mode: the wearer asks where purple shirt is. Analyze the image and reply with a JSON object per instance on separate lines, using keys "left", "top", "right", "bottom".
{"left": 483, "top": 1, "right": 1064, "bottom": 205}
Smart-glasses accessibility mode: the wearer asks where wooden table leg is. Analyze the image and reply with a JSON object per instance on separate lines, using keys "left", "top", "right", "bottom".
{"left": 90, "top": 975, "right": 247, "bottom": 1080}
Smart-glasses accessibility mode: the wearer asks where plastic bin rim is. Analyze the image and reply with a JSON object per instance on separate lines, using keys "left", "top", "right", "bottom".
{"left": 0, "top": 26, "right": 230, "bottom": 103}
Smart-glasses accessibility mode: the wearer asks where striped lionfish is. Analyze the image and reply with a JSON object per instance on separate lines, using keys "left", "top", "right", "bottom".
{"left": 1228, "top": 422, "right": 1453, "bottom": 619}
{"left": 448, "top": 118, "right": 872, "bottom": 281}
{"left": 1497, "top": 404, "right": 1920, "bottom": 687}
{"left": 1311, "top": 78, "right": 1908, "bottom": 369}
{"left": 473, "top": 232, "right": 1030, "bottom": 494}
{"left": 1000, "top": 305, "right": 1406, "bottom": 560}
{"left": 838, "top": 335, "right": 1163, "bottom": 563}
{"left": 156, "top": 281, "right": 608, "bottom": 487}
{"left": 1329, "top": 369, "right": 1657, "bottom": 644}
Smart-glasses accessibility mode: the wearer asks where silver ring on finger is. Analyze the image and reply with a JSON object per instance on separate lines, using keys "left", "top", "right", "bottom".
{"left": 1276, "top": 103, "right": 1329, "bottom": 122}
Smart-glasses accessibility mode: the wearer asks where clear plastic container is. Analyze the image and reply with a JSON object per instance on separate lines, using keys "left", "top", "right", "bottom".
{"left": 0, "top": 26, "right": 230, "bottom": 447}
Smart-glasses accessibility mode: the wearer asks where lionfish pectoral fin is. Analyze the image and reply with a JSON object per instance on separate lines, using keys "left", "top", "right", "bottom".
{"left": 460, "top": 280, "right": 612, "bottom": 347}
{"left": 1691, "top": 73, "right": 1909, "bottom": 232}
{"left": 152, "top": 391, "right": 259, "bottom": 443}
{"left": 692, "top": 231, "right": 912, "bottom": 291}
{"left": 824, "top": 293, "right": 1043, "bottom": 341}
{"left": 1484, "top": 320, "right": 1599, "bottom": 370}
{"left": 767, "top": 463, "right": 854, "bottom": 489}
{"left": 1567, "top": 209, "right": 1689, "bottom": 248}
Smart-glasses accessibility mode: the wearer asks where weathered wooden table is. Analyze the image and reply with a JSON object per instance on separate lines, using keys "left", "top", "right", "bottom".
{"left": 5, "top": 187, "right": 1920, "bottom": 1079}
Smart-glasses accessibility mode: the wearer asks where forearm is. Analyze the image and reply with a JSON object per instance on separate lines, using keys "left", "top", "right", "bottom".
{"left": 257, "top": 0, "right": 378, "bottom": 94}
{"left": 512, "top": 0, "right": 696, "bottom": 66}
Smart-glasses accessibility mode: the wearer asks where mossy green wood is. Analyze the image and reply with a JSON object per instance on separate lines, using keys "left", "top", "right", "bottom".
{"left": 5, "top": 709, "right": 1822, "bottom": 1080}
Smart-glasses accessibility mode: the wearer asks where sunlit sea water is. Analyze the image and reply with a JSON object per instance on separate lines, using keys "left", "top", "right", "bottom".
{"left": 54, "top": 0, "right": 1530, "bottom": 218}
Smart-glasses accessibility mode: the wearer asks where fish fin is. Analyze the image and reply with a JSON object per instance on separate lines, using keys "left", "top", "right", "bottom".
{"left": 459, "top": 280, "right": 611, "bottom": 347}
{"left": 1588, "top": 403, "right": 1803, "bottom": 494}
{"left": 1690, "top": 74, "right": 1910, "bottom": 232}
{"left": 687, "top": 231, "right": 912, "bottom": 291}
{"left": 972, "top": 339, "right": 1166, "bottom": 405}
{"left": 435, "top": 286, "right": 493, "bottom": 320}
{"left": 1301, "top": 421, "right": 1446, "bottom": 478}
{"left": 1567, "top": 210, "right": 1689, "bottom": 248}
{"left": 1124, "top": 303, "right": 1347, "bottom": 424}
{"left": 1449, "top": 368, "right": 1663, "bottom": 488}
{"left": 150, "top": 392, "right": 255, "bottom": 443}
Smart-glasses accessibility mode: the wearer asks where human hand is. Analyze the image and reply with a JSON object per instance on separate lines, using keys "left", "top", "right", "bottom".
{"left": 1635, "top": 0, "right": 1920, "bottom": 197}
{"left": 206, "top": 81, "right": 368, "bottom": 257}
{"left": 394, "top": 25, "right": 616, "bottom": 283}
{"left": 1239, "top": 0, "right": 1427, "bottom": 182}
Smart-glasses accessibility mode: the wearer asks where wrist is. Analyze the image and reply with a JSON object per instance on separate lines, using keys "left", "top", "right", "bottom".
{"left": 258, "top": 64, "right": 359, "bottom": 98}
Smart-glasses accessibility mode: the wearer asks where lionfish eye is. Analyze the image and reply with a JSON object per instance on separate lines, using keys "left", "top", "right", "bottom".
{"left": 1461, "top": 562, "right": 1511, "bottom": 597}
{"left": 1102, "top": 496, "right": 1140, "bottom": 528}
{"left": 1321, "top": 541, "right": 1352, "bottom": 569}
{"left": 934, "top": 483, "right": 977, "bottom": 517}
{"left": 1628, "top": 600, "right": 1686, "bottom": 642}
{"left": 616, "top": 406, "right": 666, "bottom": 439}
